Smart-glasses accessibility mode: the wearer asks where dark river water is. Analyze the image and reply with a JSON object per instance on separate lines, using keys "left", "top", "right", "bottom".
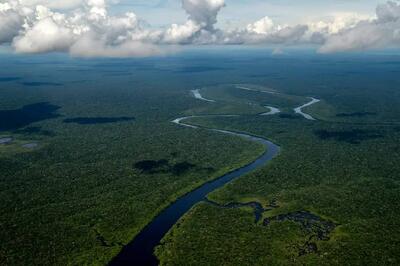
{"left": 109, "top": 119, "right": 280, "bottom": 266}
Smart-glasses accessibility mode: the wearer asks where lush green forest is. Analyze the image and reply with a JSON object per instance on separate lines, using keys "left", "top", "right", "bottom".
{"left": 1, "top": 51, "right": 400, "bottom": 265}
{"left": 156, "top": 66, "right": 400, "bottom": 265}
{"left": 0, "top": 54, "right": 265, "bottom": 265}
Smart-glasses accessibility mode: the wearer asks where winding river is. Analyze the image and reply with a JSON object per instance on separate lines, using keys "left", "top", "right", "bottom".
{"left": 191, "top": 89, "right": 216, "bottom": 102}
{"left": 109, "top": 116, "right": 280, "bottom": 266}
{"left": 234, "top": 85, "right": 319, "bottom": 120}
{"left": 109, "top": 87, "right": 326, "bottom": 265}
{"left": 262, "top": 106, "right": 281, "bottom": 116}
{"left": 235, "top": 85, "right": 277, "bottom": 95}
{"left": 294, "top": 97, "right": 320, "bottom": 120}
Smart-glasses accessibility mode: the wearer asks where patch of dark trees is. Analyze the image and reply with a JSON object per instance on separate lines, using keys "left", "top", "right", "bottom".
{"left": 0, "top": 77, "right": 21, "bottom": 82}
{"left": 134, "top": 159, "right": 207, "bottom": 176}
{"left": 63, "top": 117, "right": 135, "bottom": 125}
{"left": 21, "top": 81, "right": 63, "bottom": 87}
{"left": 175, "top": 66, "right": 230, "bottom": 73}
{"left": 336, "top": 112, "right": 376, "bottom": 117}
{"left": 314, "top": 129, "right": 383, "bottom": 144}
{"left": 279, "top": 113, "right": 300, "bottom": 119}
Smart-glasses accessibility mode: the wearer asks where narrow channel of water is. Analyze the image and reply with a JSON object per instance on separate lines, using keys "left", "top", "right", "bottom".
{"left": 262, "top": 106, "right": 281, "bottom": 116}
{"left": 294, "top": 97, "right": 320, "bottom": 120}
{"left": 109, "top": 116, "right": 280, "bottom": 266}
{"left": 191, "top": 89, "right": 215, "bottom": 102}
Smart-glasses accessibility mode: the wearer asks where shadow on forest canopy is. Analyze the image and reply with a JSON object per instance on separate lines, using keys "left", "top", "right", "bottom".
{"left": 174, "top": 66, "right": 231, "bottom": 73}
{"left": 63, "top": 117, "right": 135, "bottom": 125}
{"left": 21, "top": 81, "right": 63, "bottom": 87}
{"left": 0, "top": 102, "right": 61, "bottom": 131}
{"left": 336, "top": 112, "right": 376, "bottom": 117}
{"left": 0, "top": 77, "right": 21, "bottom": 82}
{"left": 279, "top": 113, "right": 300, "bottom": 119}
{"left": 314, "top": 129, "right": 383, "bottom": 144}
{"left": 134, "top": 159, "right": 201, "bottom": 176}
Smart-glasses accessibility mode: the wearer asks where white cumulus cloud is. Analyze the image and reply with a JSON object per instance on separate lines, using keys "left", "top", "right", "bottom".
{"left": 319, "top": 1, "right": 400, "bottom": 53}
{"left": 0, "top": 8, "right": 23, "bottom": 43}
{"left": 13, "top": 16, "right": 74, "bottom": 53}
{"left": 0, "top": 0, "right": 399, "bottom": 57}
{"left": 162, "top": 0, "right": 225, "bottom": 44}
{"left": 246, "top": 16, "right": 276, "bottom": 35}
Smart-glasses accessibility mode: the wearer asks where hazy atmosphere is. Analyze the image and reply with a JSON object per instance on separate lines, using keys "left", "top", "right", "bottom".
{"left": 1, "top": 1, "right": 400, "bottom": 266}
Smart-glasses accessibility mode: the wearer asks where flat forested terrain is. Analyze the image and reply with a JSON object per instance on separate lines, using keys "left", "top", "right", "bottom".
{"left": 155, "top": 53, "right": 400, "bottom": 265}
{"left": 1, "top": 50, "right": 400, "bottom": 265}
{"left": 0, "top": 53, "right": 265, "bottom": 265}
